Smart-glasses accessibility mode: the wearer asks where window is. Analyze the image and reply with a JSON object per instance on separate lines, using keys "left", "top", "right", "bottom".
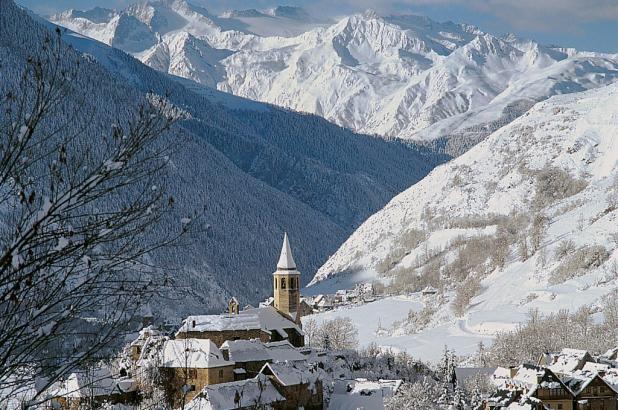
{"left": 281, "top": 278, "right": 286, "bottom": 289}
{"left": 188, "top": 369, "right": 197, "bottom": 379}
{"left": 219, "top": 369, "right": 224, "bottom": 379}
{"left": 274, "top": 278, "right": 277, "bottom": 290}
{"left": 557, "top": 404, "right": 563, "bottom": 410}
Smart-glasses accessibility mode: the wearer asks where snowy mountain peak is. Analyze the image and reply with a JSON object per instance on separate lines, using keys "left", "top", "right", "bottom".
{"left": 49, "top": 4, "right": 618, "bottom": 144}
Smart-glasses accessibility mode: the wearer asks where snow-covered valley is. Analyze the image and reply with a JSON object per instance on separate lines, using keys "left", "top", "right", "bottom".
{"left": 308, "top": 81, "right": 618, "bottom": 360}
{"left": 51, "top": 1, "right": 618, "bottom": 149}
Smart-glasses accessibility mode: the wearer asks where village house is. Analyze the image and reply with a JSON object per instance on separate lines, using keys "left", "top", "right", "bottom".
{"left": 328, "top": 378, "right": 402, "bottom": 410}
{"left": 538, "top": 349, "right": 596, "bottom": 376}
{"left": 158, "top": 338, "right": 235, "bottom": 407}
{"left": 221, "top": 339, "right": 273, "bottom": 380}
{"left": 260, "top": 361, "right": 324, "bottom": 410}
{"left": 50, "top": 366, "right": 137, "bottom": 409}
{"left": 563, "top": 371, "right": 618, "bottom": 410}
{"left": 185, "top": 374, "right": 285, "bottom": 410}
{"left": 488, "top": 365, "right": 575, "bottom": 410}
{"left": 129, "top": 325, "right": 161, "bottom": 362}
{"left": 175, "top": 312, "right": 269, "bottom": 346}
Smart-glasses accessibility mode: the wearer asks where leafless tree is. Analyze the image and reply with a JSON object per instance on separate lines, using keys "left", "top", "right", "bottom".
{"left": 0, "top": 30, "right": 187, "bottom": 406}
{"left": 318, "top": 317, "right": 359, "bottom": 350}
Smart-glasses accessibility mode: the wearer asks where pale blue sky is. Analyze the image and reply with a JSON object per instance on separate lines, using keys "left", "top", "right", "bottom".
{"left": 18, "top": 0, "right": 618, "bottom": 53}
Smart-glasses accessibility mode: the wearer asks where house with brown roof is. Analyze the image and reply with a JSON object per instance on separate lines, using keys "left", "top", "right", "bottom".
{"left": 562, "top": 372, "right": 618, "bottom": 410}
{"left": 488, "top": 364, "right": 575, "bottom": 410}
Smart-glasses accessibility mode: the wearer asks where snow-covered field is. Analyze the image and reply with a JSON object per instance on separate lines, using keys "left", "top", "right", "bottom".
{"left": 307, "top": 82, "right": 618, "bottom": 363}
{"left": 303, "top": 295, "right": 494, "bottom": 363}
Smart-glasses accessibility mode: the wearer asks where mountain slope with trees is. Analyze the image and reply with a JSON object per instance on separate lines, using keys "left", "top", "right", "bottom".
{"left": 1, "top": 0, "right": 445, "bottom": 318}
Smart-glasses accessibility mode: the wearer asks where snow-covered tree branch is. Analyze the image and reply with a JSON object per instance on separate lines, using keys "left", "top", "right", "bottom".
{"left": 0, "top": 29, "right": 185, "bottom": 406}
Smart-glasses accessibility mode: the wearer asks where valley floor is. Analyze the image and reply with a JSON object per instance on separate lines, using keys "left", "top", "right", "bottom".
{"left": 304, "top": 294, "right": 494, "bottom": 363}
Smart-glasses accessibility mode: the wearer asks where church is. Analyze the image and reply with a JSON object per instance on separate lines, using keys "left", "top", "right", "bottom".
{"left": 175, "top": 233, "right": 311, "bottom": 348}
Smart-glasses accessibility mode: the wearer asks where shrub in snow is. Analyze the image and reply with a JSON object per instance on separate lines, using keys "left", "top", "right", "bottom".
{"left": 531, "top": 166, "right": 587, "bottom": 209}
{"left": 452, "top": 276, "right": 483, "bottom": 317}
{"left": 549, "top": 245, "right": 610, "bottom": 284}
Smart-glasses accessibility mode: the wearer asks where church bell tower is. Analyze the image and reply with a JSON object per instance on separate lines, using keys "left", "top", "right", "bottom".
{"left": 273, "top": 232, "right": 301, "bottom": 320}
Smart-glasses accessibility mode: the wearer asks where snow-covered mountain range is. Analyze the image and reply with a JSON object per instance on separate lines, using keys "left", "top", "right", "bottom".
{"left": 308, "top": 79, "right": 618, "bottom": 359}
{"left": 51, "top": 1, "right": 618, "bottom": 147}
{"left": 3, "top": 0, "right": 444, "bottom": 318}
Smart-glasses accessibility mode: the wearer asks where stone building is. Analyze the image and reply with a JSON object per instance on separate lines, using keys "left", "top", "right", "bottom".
{"left": 184, "top": 374, "right": 285, "bottom": 410}
{"left": 273, "top": 232, "right": 301, "bottom": 322}
{"left": 260, "top": 362, "right": 324, "bottom": 410}
{"left": 159, "top": 339, "right": 235, "bottom": 407}
{"left": 177, "top": 233, "right": 305, "bottom": 348}
{"left": 563, "top": 373, "right": 618, "bottom": 410}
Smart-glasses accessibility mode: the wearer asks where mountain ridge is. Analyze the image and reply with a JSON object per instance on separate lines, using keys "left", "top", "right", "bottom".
{"left": 50, "top": 1, "right": 618, "bottom": 149}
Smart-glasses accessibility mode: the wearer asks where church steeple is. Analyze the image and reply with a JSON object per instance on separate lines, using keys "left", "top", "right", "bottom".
{"left": 273, "top": 232, "right": 301, "bottom": 321}
{"left": 277, "top": 232, "right": 296, "bottom": 270}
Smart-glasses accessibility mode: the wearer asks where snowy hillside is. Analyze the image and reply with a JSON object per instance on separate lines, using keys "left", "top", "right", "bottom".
{"left": 51, "top": 2, "right": 618, "bottom": 147}
{"left": 308, "top": 83, "right": 618, "bottom": 360}
{"left": 3, "top": 1, "right": 444, "bottom": 318}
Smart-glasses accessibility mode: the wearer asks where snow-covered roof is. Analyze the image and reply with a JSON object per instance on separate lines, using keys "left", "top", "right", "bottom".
{"left": 177, "top": 313, "right": 262, "bottom": 334}
{"left": 548, "top": 348, "right": 591, "bottom": 374}
{"left": 240, "top": 306, "right": 303, "bottom": 336}
{"left": 265, "top": 340, "right": 307, "bottom": 362}
{"left": 52, "top": 367, "right": 134, "bottom": 398}
{"left": 221, "top": 339, "right": 272, "bottom": 363}
{"left": 161, "top": 339, "right": 234, "bottom": 369}
{"left": 276, "top": 232, "right": 297, "bottom": 270}
{"left": 493, "top": 364, "right": 567, "bottom": 396}
{"left": 582, "top": 362, "right": 610, "bottom": 373}
{"left": 130, "top": 325, "right": 160, "bottom": 347}
{"left": 260, "top": 361, "right": 321, "bottom": 387}
{"left": 421, "top": 285, "right": 438, "bottom": 294}
{"left": 185, "top": 374, "right": 284, "bottom": 410}
{"left": 329, "top": 379, "right": 388, "bottom": 410}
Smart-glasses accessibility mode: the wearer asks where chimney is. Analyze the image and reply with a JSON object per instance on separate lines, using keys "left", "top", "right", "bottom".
{"left": 192, "top": 320, "right": 196, "bottom": 328}
{"left": 509, "top": 366, "right": 518, "bottom": 379}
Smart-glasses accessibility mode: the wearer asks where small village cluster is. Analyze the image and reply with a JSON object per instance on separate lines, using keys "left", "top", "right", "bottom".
{"left": 44, "top": 234, "right": 404, "bottom": 409}
{"left": 481, "top": 347, "right": 618, "bottom": 409}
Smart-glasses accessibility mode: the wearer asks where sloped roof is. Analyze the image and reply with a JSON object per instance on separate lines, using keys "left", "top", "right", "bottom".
{"left": 265, "top": 340, "right": 307, "bottom": 362}
{"left": 52, "top": 367, "right": 134, "bottom": 398}
{"left": 260, "top": 361, "right": 321, "bottom": 387}
{"left": 185, "top": 374, "right": 284, "bottom": 410}
{"left": 548, "top": 349, "right": 591, "bottom": 374}
{"left": 221, "top": 339, "right": 272, "bottom": 363}
{"left": 276, "top": 232, "right": 296, "bottom": 270}
{"left": 161, "top": 339, "right": 233, "bottom": 369}
{"left": 177, "top": 314, "right": 263, "bottom": 333}
{"left": 241, "top": 306, "right": 304, "bottom": 336}
{"left": 329, "top": 379, "right": 388, "bottom": 410}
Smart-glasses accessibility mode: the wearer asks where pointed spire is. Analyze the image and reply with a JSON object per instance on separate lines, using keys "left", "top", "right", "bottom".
{"left": 277, "top": 232, "right": 297, "bottom": 270}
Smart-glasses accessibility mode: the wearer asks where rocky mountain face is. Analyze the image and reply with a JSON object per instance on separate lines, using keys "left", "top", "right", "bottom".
{"left": 51, "top": 1, "right": 618, "bottom": 151}
{"left": 3, "top": 0, "right": 445, "bottom": 318}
